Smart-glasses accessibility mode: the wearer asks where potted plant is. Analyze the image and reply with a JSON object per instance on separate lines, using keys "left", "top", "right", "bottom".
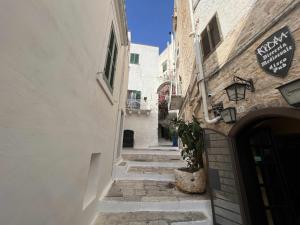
{"left": 171, "top": 116, "right": 206, "bottom": 193}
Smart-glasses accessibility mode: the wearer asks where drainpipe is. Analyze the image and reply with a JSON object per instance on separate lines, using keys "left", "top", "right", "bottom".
{"left": 167, "top": 40, "right": 172, "bottom": 110}
{"left": 188, "top": 0, "right": 220, "bottom": 124}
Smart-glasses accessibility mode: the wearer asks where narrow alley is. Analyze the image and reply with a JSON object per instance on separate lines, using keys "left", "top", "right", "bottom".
{"left": 96, "top": 147, "right": 211, "bottom": 225}
{"left": 1, "top": 0, "right": 300, "bottom": 225}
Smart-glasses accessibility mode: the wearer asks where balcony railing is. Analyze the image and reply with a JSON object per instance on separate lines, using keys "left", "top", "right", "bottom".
{"left": 126, "top": 99, "right": 151, "bottom": 115}
{"left": 126, "top": 99, "right": 141, "bottom": 109}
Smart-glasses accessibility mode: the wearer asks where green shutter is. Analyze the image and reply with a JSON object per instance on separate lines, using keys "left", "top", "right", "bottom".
{"left": 103, "top": 25, "right": 118, "bottom": 90}
{"left": 130, "top": 53, "right": 139, "bottom": 64}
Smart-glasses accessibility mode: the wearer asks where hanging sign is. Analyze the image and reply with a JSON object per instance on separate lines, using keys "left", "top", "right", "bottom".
{"left": 256, "top": 26, "right": 295, "bottom": 77}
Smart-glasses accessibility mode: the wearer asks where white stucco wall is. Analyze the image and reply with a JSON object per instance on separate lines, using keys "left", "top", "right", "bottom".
{"left": 159, "top": 46, "right": 170, "bottom": 80}
{"left": 194, "top": 0, "right": 257, "bottom": 38}
{"left": 0, "top": 1, "right": 128, "bottom": 225}
{"left": 124, "top": 44, "right": 160, "bottom": 148}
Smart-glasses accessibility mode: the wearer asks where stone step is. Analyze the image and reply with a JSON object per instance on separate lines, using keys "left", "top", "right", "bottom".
{"left": 95, "top": 211, "right": 208, "bottom": 225}
{"left": 123, "top": 147, "right": 179, "bottom": 152}
{"left": 98, "top": 199, "right": 212, "bottom": 214}
{"left": 114, "top": 161, "right": 176, "bottom": 181}
{"left": 121, "top": 150, "right": 181, "bottom": 162}
{"left": 104, "top": 180, "right": 209, "bottom": 202}
{"left": 126, "top": 161, "right": 185, "bottom": 175}
{"left": 128, "top": 166, "right": 177, "bottom": 174}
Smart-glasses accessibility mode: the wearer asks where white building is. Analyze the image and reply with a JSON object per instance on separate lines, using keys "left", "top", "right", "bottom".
{"left": 124, "top": 43, "right": 160, "bottom": 148}
{"left": 0, "top": 1, "right": 129, "bottom": 225}
{"left": 192, "top": 0, "right": 257, "bottom": 39}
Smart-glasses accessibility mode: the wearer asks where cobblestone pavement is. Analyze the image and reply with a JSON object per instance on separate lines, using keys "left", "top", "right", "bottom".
{"left": 95, "top": 148, "right": 212, "bottom": 225}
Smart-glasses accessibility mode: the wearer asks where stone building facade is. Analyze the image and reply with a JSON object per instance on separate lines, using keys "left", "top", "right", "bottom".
{"left": 124, "top": 43, "right": 160, "bottom": 148}
{"left": 173, "top": 0, "right": 195, "bottom": 97}
{"left": 0, "top": 1, "right": 129, "bottom": 225}
{"left": 175, "top": 0, "right": 300, "bottom": 224}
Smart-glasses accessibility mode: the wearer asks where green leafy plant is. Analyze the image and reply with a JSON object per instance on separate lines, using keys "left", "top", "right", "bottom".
{"left": 171, "top": 116, "right": 204, "bottom": 172}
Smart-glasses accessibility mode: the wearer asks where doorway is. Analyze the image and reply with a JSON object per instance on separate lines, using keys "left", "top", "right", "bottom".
{"left": 235, "top": 117, "right": 300, "bottom": 225}
{"left": 123, "top": 130, "right": 134, "bottom": 148}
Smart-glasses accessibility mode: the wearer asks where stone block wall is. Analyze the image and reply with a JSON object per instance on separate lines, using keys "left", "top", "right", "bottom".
{"left": 182, "top": 0, "right": 300, "bottom": 135}
{"left": 205, "top": 129, "right": 243, "bottom": 225}
{"left": 174, "top": 0, "right": 195, "bottom": 96}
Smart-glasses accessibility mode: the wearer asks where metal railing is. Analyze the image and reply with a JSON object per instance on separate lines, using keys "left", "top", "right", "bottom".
{"left": 126, "top": 99, "right": 141, "bottom": 109}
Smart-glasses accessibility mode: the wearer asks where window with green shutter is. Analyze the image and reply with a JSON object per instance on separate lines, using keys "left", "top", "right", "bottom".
{"left": 130, "top": 53, "right": 139, "bottom": 64}
{"left": 104, "top": 25, "right": 118, "bottom": 91}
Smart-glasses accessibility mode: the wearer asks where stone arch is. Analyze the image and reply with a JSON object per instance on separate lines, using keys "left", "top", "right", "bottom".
{"left": 229, "top": 107, "right": 300, "bottom": 137}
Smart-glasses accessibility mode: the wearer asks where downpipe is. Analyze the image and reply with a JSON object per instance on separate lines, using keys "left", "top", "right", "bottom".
{"left": 188, "top": 0, "right": 221, "bottom": 124}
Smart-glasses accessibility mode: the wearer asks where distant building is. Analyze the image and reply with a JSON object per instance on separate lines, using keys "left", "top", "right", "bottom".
{"left": 0, "top": 1, "right": 129, "bottom": 225}
{"left": 172, "top": 0, "right": 195, "bottom": 97}
{"left": 124, "top": 43, "right": 160, "bottom": 148}
{"left": 174, "top": 0, "right": 300, "bottom": 224}
{"left": 157, "top": 38, "right": 182, "bottom": 140}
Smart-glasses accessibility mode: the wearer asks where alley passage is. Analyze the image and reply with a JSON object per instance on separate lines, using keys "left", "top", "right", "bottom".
{"left": 96, "top": 148, "right": 212, "bottom": 225}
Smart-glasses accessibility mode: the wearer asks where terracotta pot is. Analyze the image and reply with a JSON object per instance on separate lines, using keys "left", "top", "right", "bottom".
{"left": 174, "top": 168, "right": 206, "bottom": 193}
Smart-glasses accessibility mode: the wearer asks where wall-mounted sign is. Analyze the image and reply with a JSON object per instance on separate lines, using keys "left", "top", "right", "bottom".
{"left": 277, "top": 79, "right": 300, "bottom": 107}
{"left": 256, "top": 26, "right": 295, "bottom": 77}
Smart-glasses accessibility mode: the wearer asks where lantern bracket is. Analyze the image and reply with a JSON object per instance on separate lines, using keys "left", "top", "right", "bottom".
{"left": 233, "top": 76, "right": 255, "bottom": 92}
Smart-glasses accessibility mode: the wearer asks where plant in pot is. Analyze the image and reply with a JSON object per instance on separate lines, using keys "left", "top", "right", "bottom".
{"left": 171, "top": 116, "right": 206, "bottom": 193}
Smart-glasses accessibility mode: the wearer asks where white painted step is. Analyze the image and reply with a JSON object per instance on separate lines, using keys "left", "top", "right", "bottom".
{"left": 95, "top": 211, "right": 211, "bottom": 225}
{"left": 98, "top": 200, "right": 212, "bottom": 213}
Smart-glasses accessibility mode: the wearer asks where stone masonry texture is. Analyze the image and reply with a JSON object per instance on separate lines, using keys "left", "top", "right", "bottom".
{"left": 180, "top": 0, "right": 300, "bottom": 135}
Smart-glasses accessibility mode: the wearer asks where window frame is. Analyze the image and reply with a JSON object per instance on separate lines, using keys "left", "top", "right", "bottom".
{"left": 130, "top": 53, "right": 140, "bottom": 64}
{"left": 103, "top": 24, "right": 118, "bottom": 92}
{"left": 162, "top": 60, "right": 168, "bottom": 73}
{"left": 200, "top": 13, "right": 223, "bottom": 60}
{"left": 127, "top": 90, "right": 142, "bottom": 109}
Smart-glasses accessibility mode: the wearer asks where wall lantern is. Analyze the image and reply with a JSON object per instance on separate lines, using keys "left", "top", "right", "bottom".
{"left": 277, "top": 78, "right": 300, "bottom": 107}
{"left": 225, "top": 76, "right": 255, "bottom": 103}
{"left": 220, "top": 107, "right": 237, "bottom": 123}
{"left": 212, "top": 102, "right": 224, "bottom": 117}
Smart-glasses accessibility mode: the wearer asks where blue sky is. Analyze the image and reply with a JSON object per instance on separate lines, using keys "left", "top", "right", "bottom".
{"left": 126, "top": 0, "right": 174, "bottom": 53}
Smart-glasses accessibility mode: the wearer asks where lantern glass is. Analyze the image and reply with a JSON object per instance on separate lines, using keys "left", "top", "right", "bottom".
{"left": 277, "top": 79, "right": 300, "bottom": 107}
{"left": 225, "top": 83, "right": 247, "bottom": 102}
{"left": 221, "top": 107, "right": 236, "bottom": 123}
{"left": 236, "top": 83, "right": 247, "bottom": 100}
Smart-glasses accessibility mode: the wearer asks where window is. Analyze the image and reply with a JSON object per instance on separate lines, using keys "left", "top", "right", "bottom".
{"left": 200, "top": 14, "right": 222, "bottom": 59}
{"left": 104, "top": 25, "right": 118, "bottom": 90}
{"left": 130, "top": 53, "right": 139, "bottom": 64}
{"left": 162, "top": 61, "right": 168, "bottom": 72}
{"left": 127, "top": 90, "right": 141, "bottom": 109}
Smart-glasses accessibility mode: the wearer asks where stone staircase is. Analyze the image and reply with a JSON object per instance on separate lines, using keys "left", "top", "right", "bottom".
{"left": 95, "top": 148, "right": 212, "bottom": 225}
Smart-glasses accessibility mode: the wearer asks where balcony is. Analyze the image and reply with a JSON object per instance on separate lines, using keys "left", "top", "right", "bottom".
{"left": 126, "top": 99, "right": 151, "bottom": 116}
{"left": 169, "top": 95, "right": 183, "bottom": 110}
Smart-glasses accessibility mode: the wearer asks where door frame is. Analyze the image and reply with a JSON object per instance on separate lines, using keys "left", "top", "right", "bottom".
{"left": 228, "top": 107, "right": 300, "bottom": 225}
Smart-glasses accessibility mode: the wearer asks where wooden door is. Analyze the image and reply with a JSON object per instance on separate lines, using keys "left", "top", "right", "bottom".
{"left": 204, "top": 129, "right": 245, "bottom": 225}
